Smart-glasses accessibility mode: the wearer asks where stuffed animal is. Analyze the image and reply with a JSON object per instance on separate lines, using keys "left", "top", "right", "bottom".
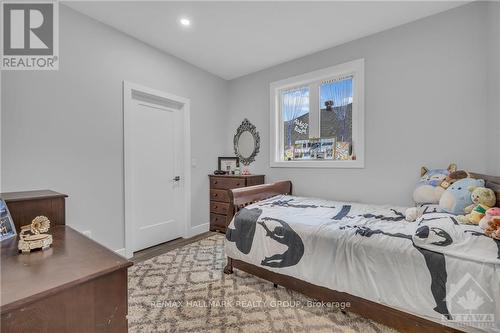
{"left": 439, "top": 170, "right": 469, "bottom": 190}
{"left": 413, "top": 164, "right": 456, "bottom": 205}
{"left": 439, "top": 178, "right": 485, "bottom": 215}
{"left": 457, "top": 187, "right": 496, "bottom": 224}
{"left": 484, "top": 214, "right": 500, "bottom": 240}
{"left": 405, "top": 164, "right": 456, "bottom": 221}
{"left": 479, "top": 207, "right": 500, "bottom": 230}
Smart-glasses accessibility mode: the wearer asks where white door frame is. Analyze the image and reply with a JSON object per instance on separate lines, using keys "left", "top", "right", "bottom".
{"left": 123, "top": 81, "right": 191, "bottom": 259}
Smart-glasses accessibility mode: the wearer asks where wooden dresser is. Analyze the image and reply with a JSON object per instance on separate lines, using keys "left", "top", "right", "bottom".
{"left": 0, "top": 190, "right": 132, "bottom": 332}
{"left": 1, "top": 226, "right": 132, "bottom": 333}
{"left": 209, "top": 174, "right": 264, "bottom": 232}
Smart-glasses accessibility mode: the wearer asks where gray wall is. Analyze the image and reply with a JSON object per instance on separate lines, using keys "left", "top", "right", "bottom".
{"left": 225, "top": 2, "right": 492, "bottom": 206}
{"left": 2, "top": 2, "right": 498, "bottom": 253}
{"left": 1, "top": 5, "right": 228, "bottom": 251}
{"left": 487, "top": 1, "right": 500, "bottom": 175}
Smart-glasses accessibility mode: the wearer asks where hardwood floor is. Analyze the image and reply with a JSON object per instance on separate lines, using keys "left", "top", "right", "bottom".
{"left": 132, "top": 231, "right": 216, "bottom": 263}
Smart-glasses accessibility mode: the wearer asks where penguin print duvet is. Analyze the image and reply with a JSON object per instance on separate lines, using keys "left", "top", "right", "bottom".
{"left": 224, "top": 195, "right": 500, "bottom": 333}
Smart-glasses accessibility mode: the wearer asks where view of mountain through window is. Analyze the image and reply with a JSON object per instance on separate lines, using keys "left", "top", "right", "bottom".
{"left": 281, "top": 77, "right": 353, "bottom": 161}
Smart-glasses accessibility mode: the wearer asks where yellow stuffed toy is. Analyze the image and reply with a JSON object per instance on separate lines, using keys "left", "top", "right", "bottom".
{"left": 458, "top": 187, "right": 496, "bottom": 224}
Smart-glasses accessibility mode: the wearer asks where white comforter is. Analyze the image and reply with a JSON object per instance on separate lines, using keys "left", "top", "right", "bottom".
{"left": 224, "top": 195, "right": 500, "bottom": 333}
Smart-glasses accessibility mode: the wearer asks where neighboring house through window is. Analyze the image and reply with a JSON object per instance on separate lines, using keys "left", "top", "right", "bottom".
{"left": 270, "top": 59, "right": 364, "bottom": 168}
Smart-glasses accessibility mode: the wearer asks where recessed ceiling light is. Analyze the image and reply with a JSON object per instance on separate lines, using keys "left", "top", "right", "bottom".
{"left": 180, "top": 18, "right": 191, "bottom": 27}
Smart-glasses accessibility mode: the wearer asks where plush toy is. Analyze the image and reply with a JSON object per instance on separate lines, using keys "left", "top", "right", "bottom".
{"left": 439, "top": 178, "right": 485, "bottom": 215}
{"left": 439, "top": 170, "right": 469, "bottom": 190}
{"left": 479, "top": 207, "right": 500, "bottom": 230}
{"left": 456, "top": 187, "right": 497, "bottom": 224}
{"left": 412, "top": 164, "right": 456, "bottom": 205}
{"left": 483, "top": 211, "right": 500, "bottom": 240}
{"left": 405, "top": 164, "right": 456, "bottom": 221}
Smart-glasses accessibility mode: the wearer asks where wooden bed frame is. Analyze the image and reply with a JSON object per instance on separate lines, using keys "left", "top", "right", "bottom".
{"left": 224, "top": 173, "right": 500, "bottom": 333}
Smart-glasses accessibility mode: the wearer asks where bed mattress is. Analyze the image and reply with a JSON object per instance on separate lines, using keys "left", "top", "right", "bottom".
{"left": 224, "top": 195, "right": 500, "bottom": 333}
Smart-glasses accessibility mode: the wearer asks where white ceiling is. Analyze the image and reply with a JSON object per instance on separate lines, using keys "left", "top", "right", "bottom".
{"left": 65, "top": 1, "right": 468, "bottom": 80}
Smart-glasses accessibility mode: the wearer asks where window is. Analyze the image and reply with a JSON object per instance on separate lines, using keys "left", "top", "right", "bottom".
{"left": 270, "top": 59, "right": 364, "bottom": 168}
{"left": 282, "top": 87, "right": 309, "bottom": 158}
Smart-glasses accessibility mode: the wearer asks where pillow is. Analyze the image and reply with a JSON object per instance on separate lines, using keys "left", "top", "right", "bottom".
{"left": 439, "top": 178, "right": 485, "bottom": 215}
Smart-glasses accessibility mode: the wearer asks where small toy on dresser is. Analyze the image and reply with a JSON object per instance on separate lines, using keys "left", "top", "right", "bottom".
{"left": 479, "top": 207, "right": 500, "bottom": 239}
{"left": 18, "top": 216, "right": 53, "bottom": 253}
{"left": 241, "top": 166, "right": 251, "bottom": 175}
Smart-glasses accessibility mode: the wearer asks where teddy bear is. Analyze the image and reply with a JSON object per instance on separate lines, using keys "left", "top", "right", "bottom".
{"left": 479, "top": 207, "right": 500, "bottom": 230}
{"left": 485, "top": 218, "right": 500, "bottom": 239}
{"left": 439, "top": 170, "right": 469, "bottom": 190}
{"left": 457, "top": 187, "right": 496, "bottom": 224}
{"left": 481, "top": 207, "right": 500, "bottom": 239}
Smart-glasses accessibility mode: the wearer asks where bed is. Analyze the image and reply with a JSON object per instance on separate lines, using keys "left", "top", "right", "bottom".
{"left": 223, "top": 174, "right": 500, "bottom": 333}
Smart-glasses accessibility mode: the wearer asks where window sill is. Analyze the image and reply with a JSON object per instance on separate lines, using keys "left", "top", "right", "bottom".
{"left": 270, "top": 160, "right": 364, "bottom": 169}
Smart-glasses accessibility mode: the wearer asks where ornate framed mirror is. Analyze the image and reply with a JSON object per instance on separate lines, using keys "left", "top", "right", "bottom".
{"left": 233, "top": 119, "right": 260, "bottom": 166}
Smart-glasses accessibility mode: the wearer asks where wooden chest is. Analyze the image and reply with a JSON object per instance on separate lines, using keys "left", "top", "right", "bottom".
{"left": 209, "top": 175, "right": 264, "bottom": 232}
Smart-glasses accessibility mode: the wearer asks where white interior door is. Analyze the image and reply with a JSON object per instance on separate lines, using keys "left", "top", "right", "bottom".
{"left": 125, "top": 94, "right": 185, "bottom": 253}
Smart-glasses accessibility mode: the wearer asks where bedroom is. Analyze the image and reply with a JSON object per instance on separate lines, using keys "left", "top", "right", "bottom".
{"left": 0, "top": 1, "right": 499, "bottom": 332}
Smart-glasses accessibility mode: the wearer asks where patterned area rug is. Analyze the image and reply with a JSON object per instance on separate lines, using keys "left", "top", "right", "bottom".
{"left": 128, "top": 234, "right": 397, "bottom": 333}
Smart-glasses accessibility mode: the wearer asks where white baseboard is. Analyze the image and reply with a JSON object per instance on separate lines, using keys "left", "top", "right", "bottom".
{"left": 115, "top": 248, "right": 126, "bottom": 257}
{"left": 187, "top": 223, "right": 209, "bottom": 238}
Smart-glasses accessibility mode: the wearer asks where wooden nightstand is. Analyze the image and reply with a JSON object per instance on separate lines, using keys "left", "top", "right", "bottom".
{"left": 209, "top": 174, "right": 264, "bottom": 232}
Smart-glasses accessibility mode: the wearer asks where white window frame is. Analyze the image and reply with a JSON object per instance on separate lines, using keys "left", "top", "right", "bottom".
{"left": 270, "top": 59, "right": 365, "bottom": 168}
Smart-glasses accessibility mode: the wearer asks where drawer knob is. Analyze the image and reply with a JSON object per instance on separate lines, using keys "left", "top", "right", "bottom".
{"left": 214, "top": 181, "right": 218, "bottom": 184}
{"left": 236, "top": 183, "right": 240, "bottom": 186}
{"left": 214, "top": 193, "right": 218, "bottom": 197}
{"left": 214, "top": 205, "right": 218, "bottom": 209}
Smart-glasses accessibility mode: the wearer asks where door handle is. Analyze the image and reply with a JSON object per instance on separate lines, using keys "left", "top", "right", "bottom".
{"left": 173, "top": 176, "right": 181, "bottom": 182}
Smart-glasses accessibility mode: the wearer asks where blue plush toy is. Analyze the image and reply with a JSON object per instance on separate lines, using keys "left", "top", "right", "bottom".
{"left": 439, "top": 178, "right": 485, "bottom": 215}
{"left": 412, "top": 165, "right": 455, "bottom": 205}
{"left": 405, "top": 164, "right": 456, "bottom": 221}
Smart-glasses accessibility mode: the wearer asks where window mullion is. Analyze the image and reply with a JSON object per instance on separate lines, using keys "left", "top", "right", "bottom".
{"left": 308, "top": 82, "right": 320, "bottom": 138}
{"left": 277, "top": 91, "right": 283, "bottom": 161}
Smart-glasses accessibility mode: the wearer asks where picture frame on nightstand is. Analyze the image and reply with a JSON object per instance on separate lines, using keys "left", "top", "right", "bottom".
{"left": 218, "top": 157, "right": 240, "bottom": 174}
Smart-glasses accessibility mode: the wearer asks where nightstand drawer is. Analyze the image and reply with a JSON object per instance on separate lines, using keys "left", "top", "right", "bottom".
{"left": 210, "top": 202, "right": 230, "bottom": 215}
{"left": 210, "top": 177, "right": 245, "bottom": 190}
{"left": 210, "top": 189, "right": 230, "bottom": 202}
{"left": 210, "top": 213, "right": 227, "bottom": 229}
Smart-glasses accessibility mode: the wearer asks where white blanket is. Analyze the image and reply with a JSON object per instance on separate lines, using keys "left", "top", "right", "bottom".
{"left": 413, "top": 212, "right": 500, "bottom": 265}
{"left": 224, "top": 195, "right": 500, "bottom": 333}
